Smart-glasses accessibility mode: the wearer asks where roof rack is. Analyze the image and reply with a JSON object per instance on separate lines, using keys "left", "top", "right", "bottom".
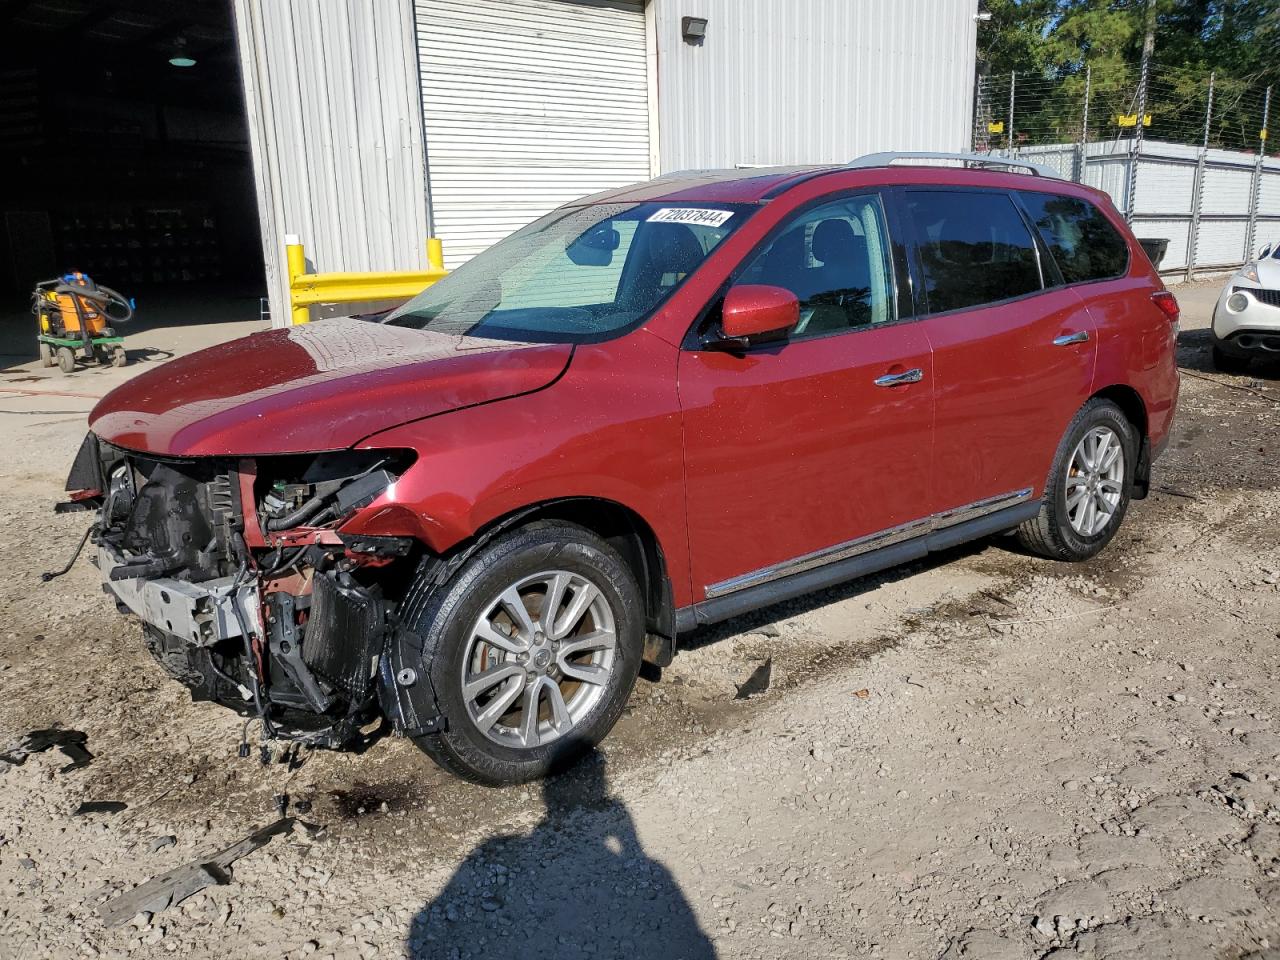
{"left": 847, "top": 151, "right": 1061, "bottom": 179}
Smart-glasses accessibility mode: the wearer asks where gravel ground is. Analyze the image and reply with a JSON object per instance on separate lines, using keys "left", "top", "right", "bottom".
{"left": 2, "top": 286, "right": 1280, "bottom": 959}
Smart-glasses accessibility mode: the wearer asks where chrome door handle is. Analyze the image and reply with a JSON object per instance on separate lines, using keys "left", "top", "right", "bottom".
{"left": 1052, "top": 331, "right": 1090, "bottom": 346}
{"left": 874, "top": 368, "right": 924, "bottom": 387}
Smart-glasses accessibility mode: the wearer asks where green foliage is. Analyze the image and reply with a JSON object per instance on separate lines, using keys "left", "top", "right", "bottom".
{"left": 979, "top": 0, "right": 1278, "bottom": 85}
{"left": 977, "top": 0, "right": 1278, "bottom": 151}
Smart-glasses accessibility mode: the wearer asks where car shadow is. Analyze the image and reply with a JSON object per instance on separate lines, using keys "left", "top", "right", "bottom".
{"left": 1178, "top": 326, "right": 1280, "bottom": 378}
{"left": 407, "top": 749, "right": 717, "bottom": 959}
{"left": 677, "top": 534, "right": 998, "bottom": 652}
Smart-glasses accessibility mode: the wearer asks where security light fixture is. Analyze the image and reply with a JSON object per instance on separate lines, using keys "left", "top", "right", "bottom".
{"left": 168, "top": 38, "right": 197, "bottom": 68}
{"left": 974, "top": 2, "right": 993, "bottom": 21}
{"left": 682, "top": 16, "right": 707, "bottom": 44}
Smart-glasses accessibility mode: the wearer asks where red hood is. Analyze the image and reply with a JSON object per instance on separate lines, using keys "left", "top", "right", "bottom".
{"left": 90, "top": 320, "right": 571, "bottom": 456}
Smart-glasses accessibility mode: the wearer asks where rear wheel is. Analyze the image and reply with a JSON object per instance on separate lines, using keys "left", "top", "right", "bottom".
{"left": 111, "top": 346, "right": 128, "bottom": 367}
{"left": 402, "top": 521, "right": 644, "bottom": 785}
{"left": 38, "top": 341, "right": 54, "bottom": 367}
{"left": 1017, "top": 398, "right": 1137, "bottom": 561}
{"left": 56, "top": 346, "right": 76, "bottom": 374}
{"left": 1212, "top": 343, "right": 1251, "bottom": 374}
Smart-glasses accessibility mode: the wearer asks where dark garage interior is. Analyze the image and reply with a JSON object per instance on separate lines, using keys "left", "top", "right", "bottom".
{"left": 0, "top": 0, "right": 265, "bottom": 360}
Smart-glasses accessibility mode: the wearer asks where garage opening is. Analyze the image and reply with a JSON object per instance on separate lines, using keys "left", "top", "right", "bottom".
{"left": 0, "top": 0, "right": 265, "bottom": 370}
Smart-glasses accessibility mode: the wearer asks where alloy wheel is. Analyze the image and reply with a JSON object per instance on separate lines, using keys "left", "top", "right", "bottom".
{"left": 461, "top": 570, "right": 617, "bottom": 749}
{"left": 1065, "top": 426, "right": 1125, "bottom": 536}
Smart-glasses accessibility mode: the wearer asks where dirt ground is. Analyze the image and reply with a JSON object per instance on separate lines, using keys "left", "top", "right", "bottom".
{"left": 3, "top": 283, "right": 1280, "bottom": 960}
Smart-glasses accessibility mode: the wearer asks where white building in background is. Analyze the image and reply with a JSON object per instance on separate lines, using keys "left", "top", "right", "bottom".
{"left": 233, "top": 0, "right": 980, "bottom": 326}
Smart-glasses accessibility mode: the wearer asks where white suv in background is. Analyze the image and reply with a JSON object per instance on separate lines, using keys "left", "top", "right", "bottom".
{"left": 1212, "top": 245, "right": 1280, "bottom": 371}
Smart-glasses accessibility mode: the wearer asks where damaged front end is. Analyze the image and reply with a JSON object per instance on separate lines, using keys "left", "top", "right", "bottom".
{"left": 62, "top": 432, "right": 432, "bottom": 749}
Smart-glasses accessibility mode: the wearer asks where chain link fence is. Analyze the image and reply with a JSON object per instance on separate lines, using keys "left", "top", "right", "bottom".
{"left": 973, "top": 63, "right": 1276, "bottom": 279}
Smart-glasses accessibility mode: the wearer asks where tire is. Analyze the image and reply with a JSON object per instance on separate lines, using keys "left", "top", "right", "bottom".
{"left": 111, "top": 346, "right": 128, "bottom": 367}
{"left": 56, "top": 346, "right": 76, "bottom": 374}
{"left": 1017, "top": 398, "right": 1138, "bottom": 562}
{"left": 142, "top": 626, "right": 206, "bottom": 688}
{"left": 38, "top": 342, "right": 54, "bottom": 367}
{"left": 1212, "top": 343, "right": 1250, "bottom": 374}
{"left": 401, "top": 520, "right": 644, "bottom": 785}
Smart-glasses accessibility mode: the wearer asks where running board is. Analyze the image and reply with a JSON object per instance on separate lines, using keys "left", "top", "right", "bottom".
{"left": 674, "top": 500, "right": 1041, "bottom": 632}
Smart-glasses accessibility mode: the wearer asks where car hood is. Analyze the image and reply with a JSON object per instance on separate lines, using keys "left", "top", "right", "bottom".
{"left": 90, "top": 320, "right": 572, "bottom": 456}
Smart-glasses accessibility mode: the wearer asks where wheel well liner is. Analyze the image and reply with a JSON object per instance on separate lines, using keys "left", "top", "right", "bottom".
{"left": 1090, "top": 384, "right": 1151, "bottom": 498}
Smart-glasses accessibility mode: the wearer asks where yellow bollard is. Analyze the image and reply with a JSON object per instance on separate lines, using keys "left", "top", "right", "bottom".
{"left": 426, "top": 237, "right": 444, "bottom": 272}
{"left": 284, "top": 234, "right": 310, "bottom": 325}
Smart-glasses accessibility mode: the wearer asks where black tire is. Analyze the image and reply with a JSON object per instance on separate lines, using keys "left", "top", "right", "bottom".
{"left": 401, "top": 520, "right": 644, "bottom": 785}
{"left": 1212, "top": 343, "right": 1250, "bottom": 374}
{"left": 1017, "top": 398, "right": 1138, "bottom": 561}
{"left": 56, "top": 346, "right": 76, "bottom": 374}
{"left": 142, "top": 625, "right": 206, "bottom": 688}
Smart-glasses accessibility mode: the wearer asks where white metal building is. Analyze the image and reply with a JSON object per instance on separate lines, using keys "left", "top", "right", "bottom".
{"left": 232, "top": 0, "right": 980, "bottom": 326}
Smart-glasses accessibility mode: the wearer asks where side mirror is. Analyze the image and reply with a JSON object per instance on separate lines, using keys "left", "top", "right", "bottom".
{"left": 716, "top": 284, "right": 799, "bottom": 346}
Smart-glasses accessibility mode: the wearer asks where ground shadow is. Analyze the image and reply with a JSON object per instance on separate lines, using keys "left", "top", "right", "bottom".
{"left": 1178, "top": 326, "right": 1280, "bottom": 378}
{"left": 408, "top": 751, "right": 716, "bottom": 960}
{"left": 678, "top": 533, "right": 998, "bottom": 652}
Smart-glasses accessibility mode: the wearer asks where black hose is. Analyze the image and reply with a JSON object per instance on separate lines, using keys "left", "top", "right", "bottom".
{"left": 40, "top": 526, "right": 94, "bottom": 582}
{"left": 263, "top": 495, "right": 326, "bottom": 532}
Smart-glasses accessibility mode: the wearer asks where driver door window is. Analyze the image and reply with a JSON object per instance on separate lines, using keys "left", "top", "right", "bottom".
{"left": 737, "top": 195, "right": 895, "bottom": 338}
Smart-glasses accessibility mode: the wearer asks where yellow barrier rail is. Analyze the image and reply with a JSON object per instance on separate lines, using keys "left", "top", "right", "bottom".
{"left": 285, "top": 235, "right": 447, "bottom": 325}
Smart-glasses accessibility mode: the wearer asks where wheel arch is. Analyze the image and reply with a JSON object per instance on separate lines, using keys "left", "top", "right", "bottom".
{"left": 469, "top": 497, "right": 677, "bottom": 666}
{"left": 1089, "top": 383, "right": 1151, "bottom": 498}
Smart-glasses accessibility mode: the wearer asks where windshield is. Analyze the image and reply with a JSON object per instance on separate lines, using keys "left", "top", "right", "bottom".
{"left": 385, "top": 202, "right": 752, "bottom": 343}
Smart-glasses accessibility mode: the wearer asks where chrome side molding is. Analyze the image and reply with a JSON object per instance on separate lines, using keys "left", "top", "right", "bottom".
{"left": 705, "top": 487, "right": 1035, "bottom": 600}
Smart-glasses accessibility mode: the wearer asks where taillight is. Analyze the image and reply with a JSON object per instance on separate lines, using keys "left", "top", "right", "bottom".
{"left": 1151, "top": 290, "right": 1180, "bottom": 323}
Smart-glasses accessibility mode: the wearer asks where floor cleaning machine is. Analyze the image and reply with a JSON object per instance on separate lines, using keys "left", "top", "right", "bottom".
{"left": 33, "top": 272, "right": 134, "bottom": 374}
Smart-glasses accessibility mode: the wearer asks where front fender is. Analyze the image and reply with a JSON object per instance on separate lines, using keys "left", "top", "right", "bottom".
{"left": 345, "top": 330, "right": 695, "bottom": 607}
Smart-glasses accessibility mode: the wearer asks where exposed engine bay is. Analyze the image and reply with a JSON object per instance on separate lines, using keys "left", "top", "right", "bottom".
{"left": 61, "top": 433, "right": 426, "bottom": 750}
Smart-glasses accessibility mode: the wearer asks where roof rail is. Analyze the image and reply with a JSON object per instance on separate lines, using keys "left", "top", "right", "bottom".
{"left": 847, "top": 151, "right": 1061, "bottom": 179}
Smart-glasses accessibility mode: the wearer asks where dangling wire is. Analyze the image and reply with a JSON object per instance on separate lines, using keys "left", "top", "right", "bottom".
{"left": 40, "top": 525, "right": 94, "bottom": 582}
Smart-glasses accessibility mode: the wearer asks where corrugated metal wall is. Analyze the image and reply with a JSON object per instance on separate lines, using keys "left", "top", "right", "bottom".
{"left": 653, "top": 0, "right": 978, "bottom": 171}
{"left": 1017, "top": 140, "right": 1279, "bottom": 273}
{"left": 233, "top": 0, "right": 429, "bottom": 327}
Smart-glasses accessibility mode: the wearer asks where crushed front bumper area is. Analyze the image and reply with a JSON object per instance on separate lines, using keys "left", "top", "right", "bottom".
{"left": 68, "top": 433, "right": 443, "bottom": 750}
{"left": 96, "top": 541, "right": 257, "bottom": 647}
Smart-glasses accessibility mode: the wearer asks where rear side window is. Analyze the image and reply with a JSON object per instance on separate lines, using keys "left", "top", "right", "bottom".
{"left": 904, "top": 190, "right": 1042, "bottom": 313}
{"left": 1020, "top": 192, "right": 1129, "bottom": 284}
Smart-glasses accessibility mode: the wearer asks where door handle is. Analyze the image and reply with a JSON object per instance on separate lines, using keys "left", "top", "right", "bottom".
{"left": 1052, "top": 331, "right": 1090, "bottom": 346}
{"left": 874, "top": 368, "right": 924, "bottom": 387}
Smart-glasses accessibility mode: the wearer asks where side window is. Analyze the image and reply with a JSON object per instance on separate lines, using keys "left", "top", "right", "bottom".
{"left": 1020, "top": 192, "right": 1129, "bottom": 284}
{"left": 904, "top": 190, "right": 1042, "bottom": 314}
{"left": 736, "top": 194, "right": 896, "bottom": 338}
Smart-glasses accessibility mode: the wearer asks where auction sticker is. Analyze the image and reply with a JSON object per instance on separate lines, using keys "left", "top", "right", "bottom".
{"left": 647, "top": 207, "right": 735, "bottom": 227}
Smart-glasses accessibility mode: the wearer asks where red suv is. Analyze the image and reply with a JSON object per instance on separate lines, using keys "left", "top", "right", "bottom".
{"left": 64, "top": 154, "right": 1179, "bottom": 784}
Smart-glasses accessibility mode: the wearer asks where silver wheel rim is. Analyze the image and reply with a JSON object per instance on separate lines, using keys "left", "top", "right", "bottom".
{"left": 461, "top": 570, "right": 617, "bottom": 749}
{"left": 1066, "top": 426, "right": 1124, "bottom": 536}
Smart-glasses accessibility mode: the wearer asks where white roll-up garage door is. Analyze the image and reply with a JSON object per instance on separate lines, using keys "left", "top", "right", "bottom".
{"left": 415, "top": 0, "right": 652, "bottom": 266}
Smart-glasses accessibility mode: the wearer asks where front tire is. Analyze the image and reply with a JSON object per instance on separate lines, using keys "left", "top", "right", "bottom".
{"left": 38, "top": 342, "right": 54, "bottom": 367}
{"left": 402, "top": 521, "right": 644, "bottom": 785}
{"left": 56, "top": 346, "right": 76, "bottom": 374}
{"left": 1017, "top": 398, "right": 1137, "bottom": 561}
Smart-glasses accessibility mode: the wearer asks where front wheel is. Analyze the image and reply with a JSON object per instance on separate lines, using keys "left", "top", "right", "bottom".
{"left": 56, "top": 346, "right": 76, "bottom": 374}
{"left": 402, "top": 521, "right": 644, "bottom": 785}
{"left": 1017, "top": 398, "right": 1137, "bottom": 561}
